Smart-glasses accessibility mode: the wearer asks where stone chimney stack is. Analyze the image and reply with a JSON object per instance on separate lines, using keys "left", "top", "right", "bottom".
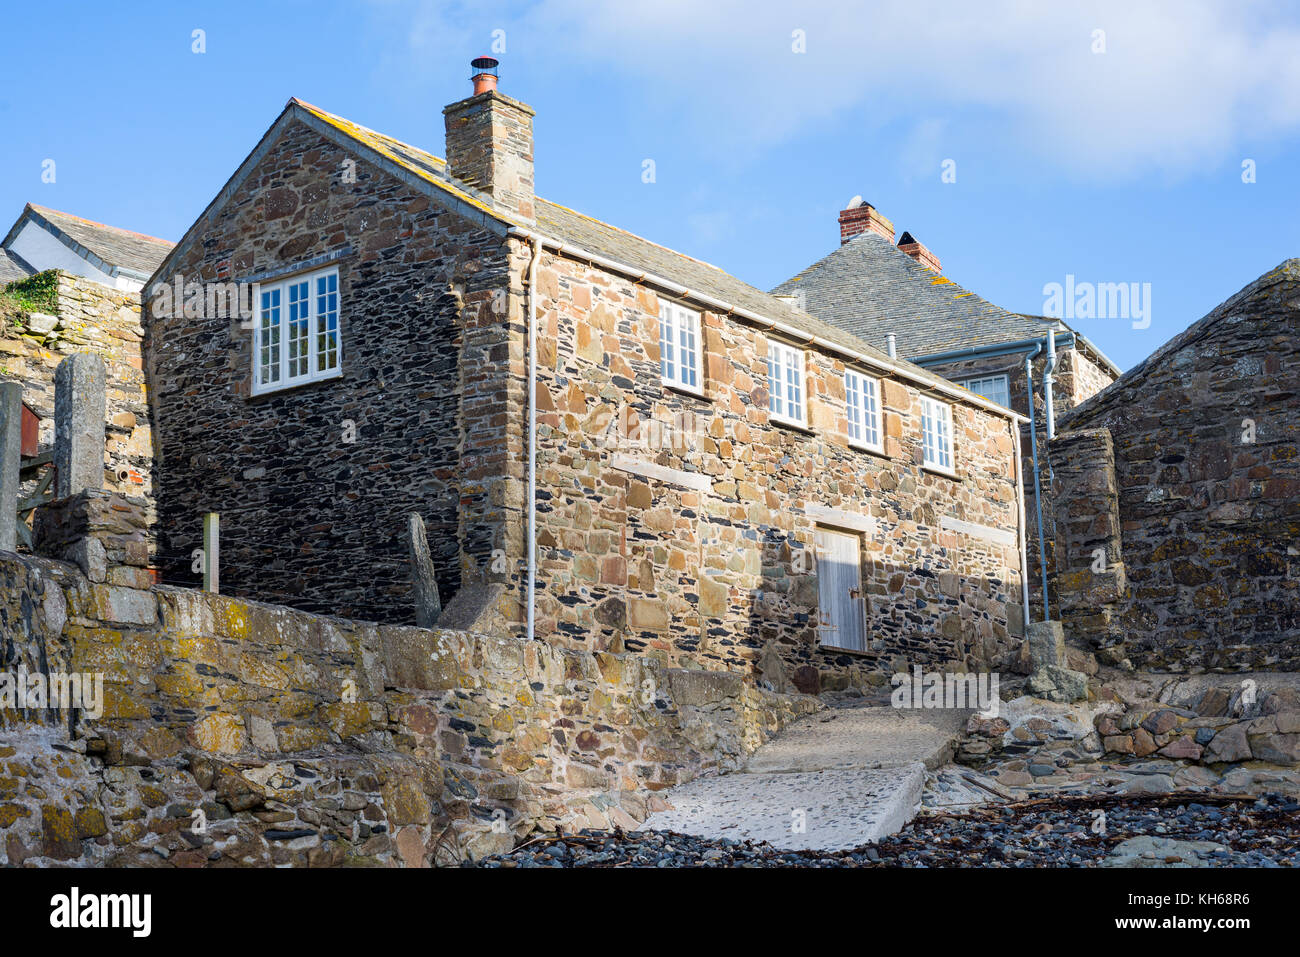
{"left": 838, "top": 196, "right": 894, "bottom": 244}
{"left": 897, "top": 231, "right": 941, "bottom": 273}
{"left": 443, "top": 56, "right": 536, "bottom": 222}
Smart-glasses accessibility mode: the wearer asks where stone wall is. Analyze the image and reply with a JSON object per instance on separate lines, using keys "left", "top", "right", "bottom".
{"left": 925, "top": 343, "right": 1116, "bottom": 624}
{"left": 1048, "top": 428, "right": 1127, "bottom": 658}
{"left": 0, "top": 272, "right": 153, "bottom": 512}
{"left": 146, "top": 120, "right": 508, "bottom": 620}
{"left": 0, "top": 492, "right": 816, "bottom": 866}
{"left": 1051, "top": 261, "right": 1300, "bottom": 671}
{"left": 521, "top": 241, "right": 1026, "bottom": 686}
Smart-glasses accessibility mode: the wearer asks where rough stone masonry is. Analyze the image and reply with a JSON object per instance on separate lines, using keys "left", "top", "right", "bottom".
{"left": 1050, "top": 260, "right": 1300, "bottom": 672}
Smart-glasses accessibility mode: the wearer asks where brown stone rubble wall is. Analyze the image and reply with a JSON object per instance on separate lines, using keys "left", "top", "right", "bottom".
{"left": 522, "top": 243, "right": 1025, "bottom": 686}
{"left": 1048, "top": 428, "right": 1127, "bottom": 656}
{"left": 0, "top": 502, "right": 816, "bottom": 866}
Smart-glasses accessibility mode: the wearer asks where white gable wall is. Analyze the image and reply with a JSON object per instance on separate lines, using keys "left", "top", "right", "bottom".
{"left": 5, "top": 220, "right": 141, "bottom": 291}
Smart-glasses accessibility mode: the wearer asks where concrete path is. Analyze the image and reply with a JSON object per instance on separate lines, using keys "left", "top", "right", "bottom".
{"left": 643, "top": 704, "right": 972, "bottom": 850}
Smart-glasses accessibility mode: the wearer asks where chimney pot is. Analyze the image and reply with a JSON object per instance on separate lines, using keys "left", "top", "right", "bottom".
{"left": 470, "top": 55, "right": 499, "bottom": 95}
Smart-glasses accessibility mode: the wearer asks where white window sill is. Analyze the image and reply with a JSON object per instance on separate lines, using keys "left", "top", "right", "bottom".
{"left": 849, "top": 440, "right": 887, "bottom": 457}
{"left": 922, "top": 462, "right": 959, "bottom": 480}
{"left": 663, "top": 380, "right": 709, "bottom": 401}
{"left": 769, "top": 414, "right": 812, "bottom": 434}
{"left": 251, "top": 368, "right": 343, "bottom": 397}
{"left": 817, "top": 641, "right": 872, "bottom": 657}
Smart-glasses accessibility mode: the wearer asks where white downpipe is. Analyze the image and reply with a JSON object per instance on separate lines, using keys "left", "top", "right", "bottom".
{"left": 1011, "top": 416, "right": 1031, "bottom": 632}
{"left": 1044, "top": 329, "right": 1057, "bottom": 441}
{"left": 525, "top": 236, "right": 542, "bottom": 642}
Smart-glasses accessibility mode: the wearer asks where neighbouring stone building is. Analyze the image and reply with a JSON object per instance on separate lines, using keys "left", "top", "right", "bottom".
{"left": 772, "top": 202, "right": 1120, "bottom": 617}
{"left": 0, "top": 204, "right": 173, "bottom": 517}
{"left": 145, "top": 62, "right": 1032, "bottom": 688}
{"left": 1050, "top": 260, "right": 1300, "bottom": 672}
{"left": 2, "top": 203, "right": 173, "bottom": 292}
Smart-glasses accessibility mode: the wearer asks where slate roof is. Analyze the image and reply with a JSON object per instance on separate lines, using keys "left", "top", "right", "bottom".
{"left": 0, "top": 248, "right": 34, "bottom": 284}
{"left": 282, "top": 101, "right": 994, "bottom": 403}
{"left": 4, "top": 204, "right": 173, "bottom": 279}
{"left": 773, "top": 230, "right": 1072, "bottom": 358}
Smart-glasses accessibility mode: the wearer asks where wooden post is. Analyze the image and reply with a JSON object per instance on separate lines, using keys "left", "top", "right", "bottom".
{"left": 203, "top": 512, "right": 220, "bottom": 594}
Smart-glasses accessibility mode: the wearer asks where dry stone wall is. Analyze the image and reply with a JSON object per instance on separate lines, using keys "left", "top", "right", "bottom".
{"left": 1, "top": 492, "right": 816, "bottom": 866}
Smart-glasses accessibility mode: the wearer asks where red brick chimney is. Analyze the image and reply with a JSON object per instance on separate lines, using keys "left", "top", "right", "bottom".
{"left": 897, "top": 231, "right": 941, "bottom": 272}
{"left": 838, "top": 196, "right": 894, "bottom": 244}
{"left": 443, "top": 56, "right": 536, "bottom": 221}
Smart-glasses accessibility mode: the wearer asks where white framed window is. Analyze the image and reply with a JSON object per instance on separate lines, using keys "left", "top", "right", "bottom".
{"left": 845, "top": 370, "right": 882, "bottom": 451}
{"left": 253, "top": 266, "right": 342, "bottom": 395}
{"left": 921, "top": 396, "right": 954, "bottom": 472}
{"left": 767, "top": 341, "right": 806, "bottom": 426}
{"left": 659, "top": 301, "right": 702, "bottom": 391}
{"left": 959, "top": 374, "right": 1010, "bottom": 409}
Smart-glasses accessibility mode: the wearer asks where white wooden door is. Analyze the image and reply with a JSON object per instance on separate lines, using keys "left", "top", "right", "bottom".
{"left": 815, "top": 527, "right": 865, "bottom": 651}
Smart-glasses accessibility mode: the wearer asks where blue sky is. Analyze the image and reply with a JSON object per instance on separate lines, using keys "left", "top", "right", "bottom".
{"left": 3, "top": 0, "right": 1298, "bottom": 372}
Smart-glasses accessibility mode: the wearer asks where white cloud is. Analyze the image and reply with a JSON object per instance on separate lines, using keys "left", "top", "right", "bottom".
{"left": 511, "top": 0, "right": 1300, "bottom": 180}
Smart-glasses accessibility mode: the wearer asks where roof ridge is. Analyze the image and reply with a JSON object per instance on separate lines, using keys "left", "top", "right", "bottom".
{"left": 25, "top": 203, "right": 174, "bottom": 246}
{"left": 293, "top": 99, "right": 733, "bottom": 281}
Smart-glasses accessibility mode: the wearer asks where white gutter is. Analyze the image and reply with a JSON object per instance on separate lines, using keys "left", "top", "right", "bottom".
{"left": 525, "top": 235, "right": 542, "bottom": 642}
{"left": 505, "top": 227, "right": 1028, "bottom": 425}
{"left": 1011, "top": 414, "right": 1031, "bottom": 632}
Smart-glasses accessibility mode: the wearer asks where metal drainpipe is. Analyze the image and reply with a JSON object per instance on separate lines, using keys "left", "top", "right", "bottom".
{"left": 1011, "top": 417, "right": 1031, "bottom": 634}
{"left": 526, "top": 236, "right": 542, "bottom": 642}
{"left": 1044, "top": 329, "right": 1057, "bottom": 441}
{"left": 1024, "top": 344, "right": 1050, "bottom": 620}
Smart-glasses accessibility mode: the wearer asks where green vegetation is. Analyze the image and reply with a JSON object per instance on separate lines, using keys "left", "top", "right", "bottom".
{"left": 1, "top": 269, "right": 59, "bottom": 316}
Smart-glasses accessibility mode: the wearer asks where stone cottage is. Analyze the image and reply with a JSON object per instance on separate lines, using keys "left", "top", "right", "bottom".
{"left": 145, "top": 60, "right": 1031, "bottom": 686}
{"left": 1050, "top": 260, "right": 1300, "bottom": 672}
{"left": 772, "top": 199, "right": 1120, "bottom": 618}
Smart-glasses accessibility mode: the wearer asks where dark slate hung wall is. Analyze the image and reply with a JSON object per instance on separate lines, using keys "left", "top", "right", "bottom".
{"left": 144, "top": 117, "right": 509, "bottom": 622}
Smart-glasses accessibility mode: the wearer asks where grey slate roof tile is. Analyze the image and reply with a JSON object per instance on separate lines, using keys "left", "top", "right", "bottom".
{"left": 22, "top": 204, "right": 173, "bottom": 277}
{"left": 0, "top": 248, "right": 34, "bottom": 285}
{"left": 772, "top": 231, "right": 1067, "bottom": 358}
